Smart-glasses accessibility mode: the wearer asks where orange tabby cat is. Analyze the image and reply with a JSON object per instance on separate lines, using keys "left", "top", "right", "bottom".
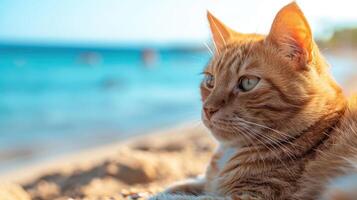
{"left": 150, "top": 2, "right": 357, "bottom": 200}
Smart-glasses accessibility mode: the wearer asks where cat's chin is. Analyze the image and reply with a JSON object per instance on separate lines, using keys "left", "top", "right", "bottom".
{"left": 202, "top": 120, "right": 247, "bottom": 145}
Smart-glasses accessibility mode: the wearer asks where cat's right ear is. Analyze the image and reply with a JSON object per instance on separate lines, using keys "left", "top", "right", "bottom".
{"left": 207, "top": 11, "right": 235, "bottom": 52}
{"left": 266, "top": 2, "right": 313, "bottom": 69}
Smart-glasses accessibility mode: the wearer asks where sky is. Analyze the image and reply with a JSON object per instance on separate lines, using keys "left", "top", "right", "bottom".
{"left": 0, "top": 0, "right": 357, "bottom": 47}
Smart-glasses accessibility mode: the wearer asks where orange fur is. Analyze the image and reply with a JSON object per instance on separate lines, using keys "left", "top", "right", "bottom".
{"left": 150, "top": 2, "right": 357, "bottom": 200}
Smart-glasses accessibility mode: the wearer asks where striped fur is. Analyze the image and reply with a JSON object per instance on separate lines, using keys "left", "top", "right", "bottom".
{"left": 150, "top": 2, "right": 357, "bottom": 200}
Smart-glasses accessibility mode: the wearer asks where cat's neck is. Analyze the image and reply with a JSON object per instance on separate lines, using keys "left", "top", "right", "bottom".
{"left": 217, "top": 101, "right": 347, "bottom": 175}
{"left": 278, "top": 84, "right": 347, "bottom": 143}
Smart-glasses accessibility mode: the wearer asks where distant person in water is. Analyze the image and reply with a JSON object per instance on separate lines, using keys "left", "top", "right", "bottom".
{"left": 79, "top": 52, "right": 102, "bottom": 66}
{"left": 142, "top": 48, "right": 158, "bottom": 67}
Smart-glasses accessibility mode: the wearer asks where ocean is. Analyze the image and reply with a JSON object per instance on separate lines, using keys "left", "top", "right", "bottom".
{"left": 0, "top": 45, "right": 355, "bottom": 173}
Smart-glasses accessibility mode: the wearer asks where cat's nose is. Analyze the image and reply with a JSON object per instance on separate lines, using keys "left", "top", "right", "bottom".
{"left": 203, "top": 106, "right": 219, "bottom": 120}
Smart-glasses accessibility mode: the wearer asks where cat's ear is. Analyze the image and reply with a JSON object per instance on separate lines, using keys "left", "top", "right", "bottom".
{"left": 267, "top": 2, "right": 313, "bottom": 68}
{"left": 207, "top": 11, "right": 235, "bottom": 52}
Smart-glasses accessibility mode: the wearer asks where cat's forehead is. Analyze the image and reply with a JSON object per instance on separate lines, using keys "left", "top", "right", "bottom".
{"left": 208, "top": 42, "right": 257, "bottom": 74}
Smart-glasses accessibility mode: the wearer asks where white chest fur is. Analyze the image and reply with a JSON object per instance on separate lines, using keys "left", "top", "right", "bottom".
{"left": 217, "top": 146, "right": 237, "bottom": 171}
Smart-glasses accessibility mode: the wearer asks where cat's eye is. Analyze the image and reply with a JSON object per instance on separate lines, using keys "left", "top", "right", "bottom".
{"left": 238, "top": 76, "right": 260, "bottom": 92}
{"left": 203, "top": 74, "right": 215, "bottom": 89}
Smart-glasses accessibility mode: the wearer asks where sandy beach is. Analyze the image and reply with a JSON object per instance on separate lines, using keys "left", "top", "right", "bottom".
{"left": 0, "top": 123, "right": 216, "bottom": 200}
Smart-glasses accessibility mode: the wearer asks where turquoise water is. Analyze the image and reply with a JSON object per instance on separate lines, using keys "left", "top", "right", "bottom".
{"left": 0, "top": 46, "right": 209, "bottom": 171}
{"left": 0, "top": 46, "right": 354, "bottom": 172}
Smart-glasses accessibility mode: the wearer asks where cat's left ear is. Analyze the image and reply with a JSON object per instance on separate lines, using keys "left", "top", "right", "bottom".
{"left": 267, "top": 2, "right": 313, "bottom": 68}
{"left": 207, "top": 11, "right": 236, "bottom": 52}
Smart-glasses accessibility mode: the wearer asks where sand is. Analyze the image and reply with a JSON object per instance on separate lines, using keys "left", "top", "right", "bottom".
{"left": 0, "top": 123, "right": 216, "bottom": 200}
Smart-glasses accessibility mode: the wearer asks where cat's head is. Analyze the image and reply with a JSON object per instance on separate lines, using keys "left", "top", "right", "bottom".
{"left": 201, "top": 2, "right": 346, "bottom": 145}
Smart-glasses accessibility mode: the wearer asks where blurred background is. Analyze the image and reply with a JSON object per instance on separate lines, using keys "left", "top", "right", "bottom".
{"left": 1, "top": 0, "right": 357, "bottom": 174}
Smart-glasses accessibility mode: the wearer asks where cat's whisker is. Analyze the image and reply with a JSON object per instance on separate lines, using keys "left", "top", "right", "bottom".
{"left": 239, "top": 119, "right": 298, "bottom": 147}
{"left": 213, "top": 119, "right": 298, "bottom": 163}
{"left": 242, "top": 130, "right": 297, "bottom": 175}
{"left": 217, "top": 117, "right": 296, "bottom": 157}
{"left": 230, "top": 117, "right": 296, "bottom": 140}
{"left": 236, "top": 124, "right": 296, "bottom": 176}
{"left": 213, "top": 120, "right": 295, "bottom": 157}
{"left": 247, "top": 129, "right": 298, "bottom": 162}
{"left": 203, "top": 42, "right": 214, "bottom": 56}
{"left": 227, "top": 124, "right": 268, "bottom": 168}
{"left": 230, "top": 117, "right": 303, "bottom": 156}
{"left": 210, "top": 121, "right": 267, "bottom": 165}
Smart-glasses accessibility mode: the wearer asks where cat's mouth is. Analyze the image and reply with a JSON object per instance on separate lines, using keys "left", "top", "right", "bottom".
{"left": 202, "top": 113, "right": 239, "bottom": 134}
{"left": 201, "top": 111, "right": 258, "bottom": 140}
{"left": 203, "top": 118, "right": 251, "bottom": 144}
